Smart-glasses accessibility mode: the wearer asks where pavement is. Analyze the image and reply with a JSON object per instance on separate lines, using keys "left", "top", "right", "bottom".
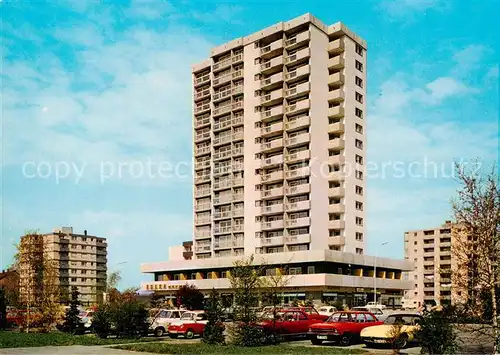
{"left": 0, "top": 346, "right": 142, "bottom": 355}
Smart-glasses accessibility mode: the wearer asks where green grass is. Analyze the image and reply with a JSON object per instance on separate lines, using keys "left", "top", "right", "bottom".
{"left": 0, "top": 331, "right": 158, "bottom": 349}
{"left": 114, "top": 343, "right": 367, "bottom": 354}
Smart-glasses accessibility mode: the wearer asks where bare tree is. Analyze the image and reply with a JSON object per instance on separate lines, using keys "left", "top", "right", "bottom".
{"left": 451, "top": 161, "right": 499, "bottom": 353}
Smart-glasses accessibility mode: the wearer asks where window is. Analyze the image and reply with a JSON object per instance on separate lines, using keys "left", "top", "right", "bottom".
{"left": 355, "top": 185, "right": 363, "bottom": 195}
{"left": 355, "top": 154, "right": 363, "bottom": 164}
{"left": 355, "top": 108, "right": 363, "bottom": 119}
{"left": 355, "top": 139, "right": 363, "bottom": 149}
{"left": 355, "top": 60, "right": 363, "bottom": 72}
{"left": 356, "top": 232, "right": 363, "bottom": 241}
{"left": 356, "top": 44, "right": 363, "bottom": 56}
{"left": 356, "top": 217, "right": 363, "bottom": 226}
{"left": 289, "top": 267, "right": 302, "bottom": 275}
{"left": 355, "top": 201, "right": 363, "bottom": 211}
{"left": 307, "top": 266, "right": 315, "bottom": 274}
{"left": 221, "top": 271, "right": 227, "bottom": 278}
{"left": 355, "top": 170, "right": 363, "bottom": 180}
{"left": 355, "top": 76, "right": 363, "bottom": 88}
{"left": 355, "top": 123, "right": 363, "bottom": 133}
{"left": 356, "top": 248, "right": 364, "bottom": 255}
{"left": 355, "top": 92, "right": 363, "bottom": 103}
{"left": 365, "top": 313, "right": 375, "bottom": 322}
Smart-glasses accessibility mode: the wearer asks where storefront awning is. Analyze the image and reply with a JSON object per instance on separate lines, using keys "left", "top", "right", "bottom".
{"left": 322, "top": 293, "right": 338, "bottom": 297}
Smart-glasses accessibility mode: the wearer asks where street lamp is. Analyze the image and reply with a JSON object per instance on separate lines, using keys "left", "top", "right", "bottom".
{"left": 374, "top": 241, "right": 388, "bottom": 305}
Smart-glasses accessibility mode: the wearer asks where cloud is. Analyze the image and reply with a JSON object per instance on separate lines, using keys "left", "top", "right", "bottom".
{"left": 420, "top": 76, "right": 474, "bottom": 103}
{"left": 380, "top": 0, "right": 448, "bottom": 17}
{"left": 451, "top": 44, "right": 488, "bottom": 77}
{"left": 191, "top": 4, "right": 245, "bottom": 25}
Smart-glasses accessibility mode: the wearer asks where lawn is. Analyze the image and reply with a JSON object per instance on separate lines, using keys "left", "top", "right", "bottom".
{"left": 114, "top": 343, "right": 367, "bottom": 354}
{"left": 0, "top": 331, "right": 159, "bottom": 349}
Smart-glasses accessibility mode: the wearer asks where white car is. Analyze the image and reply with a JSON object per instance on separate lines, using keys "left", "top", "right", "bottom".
{"left": 317, "top": 306, "right": 338, "bottom": 316}
{"left": 352, "top": 306, "right": 388, "bottom": 321}
{"left": 365, "top": 302, "right": 386, "bottom": 309}
{"left": 149, "top": 309, "right": 186, "bottom": 337}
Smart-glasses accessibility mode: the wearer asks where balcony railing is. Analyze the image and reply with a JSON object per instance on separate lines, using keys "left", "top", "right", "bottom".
{"left": 194, "top": 103, "right": 210, "bottom": 114}
{"left": 194, "top": 74, "right": 210, "bottom": 86}
{"left": 261, "top": 220, "right": 284, "bottom": 230}
{"left": 261, "top": 122, "right": 284, "bottom": 136}
{"left": 195, "top": 146, "right": 211, "bottom": 155}
{"left": 195, "top": 245, "right": 212, "bottom": 253}
{"left": 286, "top": 150, "right": 310, "bottom": 163}
{"left": 261, "top": 154, "right": 284, "bottom": 167}
{"left": 213, "top": 104, "right": 232, "bottom": 117}
{"left": 261, "top": 203, "right": 284, "bottom": 214}
{"left": 285, "top": 65, "right": 310, "bottom": 81}
{"left": 285, "top": 200, "right": 310, "bottom": 211}
{"left": 261, "top": 187, "right": 284, "bottom": 199}
{"left": 195, "top": 88, "right": 210, "bottom": 100}
{"left": 194, "top": 116, "right": 211, "bottom": 128}
{"left": 285, "top": 183, "right": 310, "bottom": 195}
{"left": 261, "top": 106, "right": 284, "bottom": 120}
{"left": 256, "top": 236, "right": 284, "bottom": 246}
{"left": 286, "top": 233, "right": 311, "bottom": 244}
{"left": 261, "top": 138, "right": 283, "bottom": 152}
{"left": 285, "top": 166, "right": 310, "bottom": 179}
{"left": 261, "top": 170, "right": 284, "bottom": 182}
{"left": 260, "top": 72, "right": 284, "bottom": 90}
{"left": 285, "top": 99, "right": 310, "bottom": 115}
{"left": 285, "top": 133, "right": 310, "bottom": 147}
{"left": 327, "top": 38, "right": 345, "bottom": 55}
{"left": 213, "top": 150, "right": 232, "bottom": 160}
{"left": 284, "top": 30, "right": 310, "bottom": 48}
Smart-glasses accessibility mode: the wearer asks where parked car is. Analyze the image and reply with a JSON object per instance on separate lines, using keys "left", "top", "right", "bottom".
{"left": 256, "top": 306, "right": 276, "bottom": 319}
{"left": 365, "top": 302, "right": 386, "bottom": 309}
{"left": 352, "top": 306, "right": 388, "bottom": 321}
{"left": 149, "top": 309, "right": 186, "bottom": 337}
{"left": 6, "top": 309, "right": 27, "bottom": 326}
{"left": 79, "top": 310, "right": 95, "bottom": 331}
{"left": 308, "top": 311, "right": 383, "bottom": 346}
{"left": 317, "top": 306, "right": 338, "bottom": 317}
{"left": 360, "top": 313, "right": 423, "bottom": 348}
{"left": 258, "top": 309, "right": 324, "bottom": 338}
{"left": 167, "top": 311, "right": 208, "bottom": 339}
{"left": 282, "top": 306, "right": 329, "bottom": 321}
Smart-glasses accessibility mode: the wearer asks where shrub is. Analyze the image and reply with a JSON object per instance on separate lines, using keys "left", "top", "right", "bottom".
{"left": 202, "top": 289, "right": 225, "bottom": 345}
{"left": 175, "top": 284, "right": 204, "bottom": 310}
{"left": 61, "top": 287, "right": 84, "bottom": 334}
{"left": 92, "top": 305, "right": 112, "bottom": 338}
{"left": 417, "top": 308, "right": 457, "bottom": 354}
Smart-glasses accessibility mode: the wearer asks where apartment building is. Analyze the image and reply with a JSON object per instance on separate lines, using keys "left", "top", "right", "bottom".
{"left": 403, "top": 221, "right": 456, "bottom": 308}
{"left": 193, "top": 13, "right": 367, "bottom": 258}
{"left": 142, "top": 14, "right": 413, "bottom": 306}
{"left": 19, "top": 227, "right": 107, "bottom": 305}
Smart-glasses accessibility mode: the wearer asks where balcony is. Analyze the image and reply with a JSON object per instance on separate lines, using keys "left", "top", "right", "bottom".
{"left": 195, "top": 175, "right": 210, "bottom": 184}
{"left": 194, "top": 116, "right": 211, "bottom": 128}
{"left": 261, "top": 106, "right": 284, "bottom": 121}
{"left": 195, "top": 189, "right": 211, "bottom": 198}
{"left": 285, "top": 30, "right": 310, "bottom": 50}
{"left": 285, "top": 184, "right": 310, "bottom": 195}
{"left": 214, "top": 179, "right": 231, "bottom": 190}
{"left": 285, "top": 82, "right": 310, "bottom": 100}
{"left": 261, "top": 170, "right": 284, "bottom": 183}
{"left": 328, "top": 38, "right": 345, "bottom": 55}
{"left": 261, "top": 138, "right": 284, "bottom": 153}
{"left": 232, "top": 115, "right": 243, "bottom": 126}
{"left": 213, "top": 57, "right": 232, "bottom": 72}
{"left": 195, "top": 244, "right": 212, "bottom": 253}
{"left": 195, "top": 204, "right": 211, "bottom": 212}
{"left": 213, "top": 135, "right": 232, "bottom": 146}
{"left": 329, "top": 170, "right": 346, "bottom": 181}
{"left": 232, "top": 85, "right": 243, "bottom": 96}
{"left": 195, "top": 217, "right": 211, "bottom": 225}
{"left": 232, "top": 101, "right": 243, "bottom": 111}
{"left": 213, "top": 165, "right": 231, "bottom": 176}
{"left": 328, "top": 204, "right": 345, "bottom": 214}
{"left": 233, "top": 193, "right": 244, "bottom": 202}
{"left": 194, "top": 231, "right": 211, "bottom": 239}
{"left": 232, "top": 70, "right": 243, "bottom": 80}
{"left": 328, "top": 220, "right": 346, "bottom": 229}
{"left": 213, "top": 241, "right": 232, "bottom": 250}
{"left": 256, "top": 236, "right": 284, "bottom": 247}
{"left": 285, "top": 216, "right": 310, "bottom": 228}
{"left": 214, "top": 226, "right": 232, "bottom": 235}
{"left": 194, "top": 103, "right": 210, "bottom": 115}
{"left": 260, "top": 56, "right": 283, "bottom": 75}
{"left": 233, "top": 177, "right": 244, "bottom": 186}
{"left": 284, "top": 48, "right": 310, "bottom": 66}
{"left": 232, "top": 54, "right": 243, "bottom": 64}
{"left": 261, "top": 121, "right": 284, "bottom": 137}
{"left": 285, "top": 65, "right": 310, "bottom": 82}
{"left": 195, "top": 131, "right": 211, "bottom": 143}
{"left": 328, "top": 72, "right": 345, "bottom": 88}
{"left": 328, "top": 236, "right": 345, "bottom": 246}
{"left": 285, "top": 166, "right": 310, "bottom": 179}
{"left": 213, "top": 73, "right": 232, "bottom": 87}
{"left": 328, "top": 56, "right": 345, "bottom": 71}
{"left": 260, "top": 39, "right": 284, "bottom": 59}
{"left": 285, "top": 99, "right": 310, "bottom": 115}
{"left": 328, "top": 122, "right": 345, "bottom": 134}
{"left": 286, "top": 233, "right": 311, "bottom": 245}
{"left": 195, "top": 145, "right": 210, "bottom": 156}
{"left": 233, "top": 209, "right": 244, "bottom": 217}
{"left": 214, "top": 211, "right": 232, "bottom": 220}
{"left": 213, "top": 149, "right": 232, "bottom": 161}
{"left": 260, "top": 89, "right": 284, "bottom": 107}
{"left": 194, "top": 74, "right": 210, "bottom": 87}
{"left": 261, "top": 187, "right": 284, "bottom": 199}
{"left": 213, "top": 119, "right": 232, "bottom": 132}
{"left": 424, "top": 259, "right": 435, "bottom": 266}
{"left": 213, "top": 104, "right": 232, "bottom": 117}
{"left": 285, "top": 133, "right": 310, "bottom": 148}
{"left": 261, "top": 220, "right": 284, "bottom": 230}
{"left": 232, "top": 131, "right": 244, "bottom": 141}
{"left": 214, "top": 195, "right": 232, "bottom": 205}
{"left": 213, "top": 89, "right": 232, "bottom": 103}
{"left": 285, "top": 115, "right": 310, "bottom": 131}
{"left": 261, "top": 154, "right": 284, "bottom": 168}
{"left": 328, "top": 138, "right": 345, "bottom": 150}
{"left": 260, "top": 72, "right": 284, "bottom": 91}
{"left": 261, "top": 203, "right": 284, "bottom": 215}
{"left": 194, "top": 160, "right": 211, "bottom": 170}
{"left": 328, "top": 89, "right": 345, "bottom": 104}
{"left": 286, "top": 150, "right": 310, "bottom": 163}
{"left": 328, "top": 187, "right": 345, "bottom": 197}
{"left": 329, "top": 155, "right": 345, "bottom": 166}
{"left": 328, "top": 106, "right": 345, "bottom": 119}
{"left": 194, "top": 88, "right": 210, "bottom": 101}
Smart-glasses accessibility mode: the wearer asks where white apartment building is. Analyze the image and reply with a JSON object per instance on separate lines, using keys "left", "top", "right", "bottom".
{"left": 193, "top": 13, "right": 367, "bottom": 258}
{"left": 141, "top": 14, "right": 412, "bottom": 307}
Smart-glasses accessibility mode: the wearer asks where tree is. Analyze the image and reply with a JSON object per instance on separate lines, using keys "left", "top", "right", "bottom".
{"left": 202, "top": 288, "right": 225, "bottom": 345}
{"left": 417, "top": 308, "right": 457, "bottom": 354}
{"left": 175, "top": 284, "right": 204, "bottom": 310}
{"left": 450, "top": 162, "right": 499, "bottom": 353}
{"left": 62, "top": 287, "right": 83, "bottom": 334}
{"left": 0, "top": 288, "right": 7, "bottom": 330}
{"left": 106, "top": 270, "right": 122, "bottom": 292}
{"left": 150, "top": 292, "right": 168, "bottom": 309}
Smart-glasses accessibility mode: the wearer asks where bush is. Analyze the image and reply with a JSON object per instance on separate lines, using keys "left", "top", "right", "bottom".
{"left": 61, "top": 287, "right": 84, "bottom": 334}
{"left": 92, "top": 305, "right": 112, "bottom": 338}
{"left": 202, "top": 289, "right": 225, "bottom": 345}
{"left": 175, "top": 284, "right": 204, "bottom": 310}
{"left": 417, "top": 308, "right": 457, "bottom": 354}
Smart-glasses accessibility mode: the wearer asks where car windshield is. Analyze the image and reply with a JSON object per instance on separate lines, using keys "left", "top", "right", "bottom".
{"left": 262, "top": 311, "right": 285, "bottom": 320}
{"left": 384, "top": 315, "right": 419, "bottom": 325}
{"left": 327, "top": 312, "right": 352, "bottom": 323}
{"left": 319, "top": 308, "right": 329, "bottom": 312}
{"left": 181, "top": 313, "right": 194, "bottom": 321}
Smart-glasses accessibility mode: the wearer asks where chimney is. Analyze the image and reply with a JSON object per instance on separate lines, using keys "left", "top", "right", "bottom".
{"left": 84, "top": 230, "right": 87, "bottom": 236}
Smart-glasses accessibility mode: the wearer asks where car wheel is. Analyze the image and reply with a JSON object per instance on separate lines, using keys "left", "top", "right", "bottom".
{"left": 185, "top": 329, "right": 195, "bottom": 339}
{"left": 340, "top": 333, "right": 352, "bottom": 346}
{"left": 394, "top": 334, "right": 408, "bottom": 349}
{"left": 154, "top": 327, "right": 165, "bottom": 337}
{"left": 311, "top": 338, "right": 323, "bottom": 345}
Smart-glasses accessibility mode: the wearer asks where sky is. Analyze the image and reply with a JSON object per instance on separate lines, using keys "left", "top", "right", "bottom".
{"left": 1, "top": 0, "right": 498, "bottom": 289}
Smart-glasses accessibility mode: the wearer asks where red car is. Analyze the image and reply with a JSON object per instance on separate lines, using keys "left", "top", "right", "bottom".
{"left": 309, "top": 311, "right": 383, "bottom": 346}
{"left": 283, "top": 306, "right": 329, "bottom": 321}
{"left": 258, "top": 309, "right": 324, "bottom": 338}
{"left": 6, "top": 309, "right": 27, "bottom": 326}
{"left": 167, "top": 311, "right": 208, "bottom": 339}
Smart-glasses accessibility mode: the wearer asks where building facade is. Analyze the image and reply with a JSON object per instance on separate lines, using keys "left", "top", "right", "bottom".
{"left": 193, "top": 13, "right": 367, "bottom": 257}
{"left": 403, "top": 221, "right": 457, "bottom": 308}
{"left": 19, "top": 227, "right": 107, "bottom": 305}
{"left": 141, "top": 14, "right": 413, "bottom": 306}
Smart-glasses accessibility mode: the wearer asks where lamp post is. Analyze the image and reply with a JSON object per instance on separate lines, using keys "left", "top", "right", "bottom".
{"left": 374, "top": 242, "right": 388, "bottom": 305}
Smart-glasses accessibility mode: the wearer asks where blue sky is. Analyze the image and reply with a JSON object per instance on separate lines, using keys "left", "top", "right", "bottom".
{"left": 1, "top": 0, "right": 498, "bottom": 289}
